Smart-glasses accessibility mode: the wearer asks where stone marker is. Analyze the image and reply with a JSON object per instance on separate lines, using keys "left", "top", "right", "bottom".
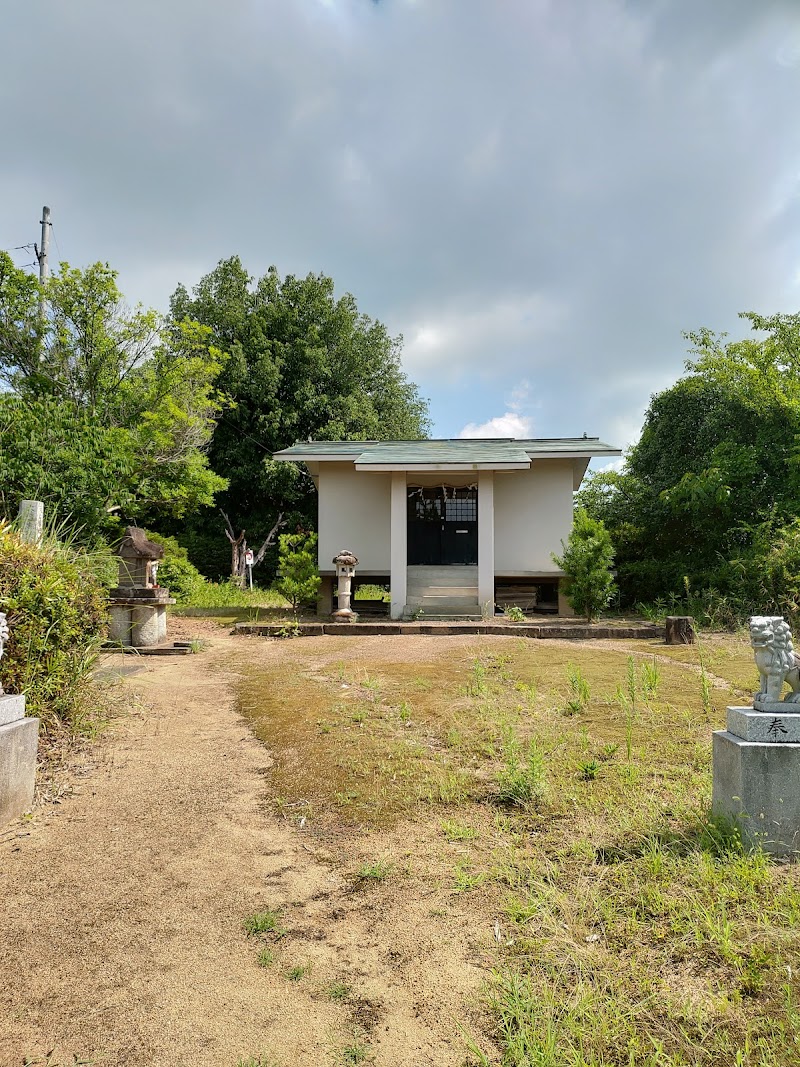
{"left": 0, "top": 612, "right": 40, "bottom": 826}
{"left": 665, "top": 616, "right": 695, "bottom": 644}
{"left": 17, "top": 499, "right": 44, "bottom": 544}
{"left": 712, "top": 616, "right": 800, "bottom": 856}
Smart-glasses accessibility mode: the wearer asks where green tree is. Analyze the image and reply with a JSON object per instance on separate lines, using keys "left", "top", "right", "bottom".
{"left": 552, "top": 510, "right": 616, "bottom": 622}
{"left": 0, "top": 395, "right": 134, "bottom": 538}
{"left": 0, "top": 254, "right": 227, "bottom": 534}
{"left": 579, "top": 311, "right": 800, "bottom": 608}
{"left": 275, "top": 532, "right": 321, "bottom": 612}
{"left": 169, "top": 257, "right": 430, "bottom": 577}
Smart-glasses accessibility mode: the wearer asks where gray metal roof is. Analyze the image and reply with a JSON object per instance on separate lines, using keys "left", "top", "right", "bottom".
{"left": 273, "top": 437, "right": 620, "bottom": 467}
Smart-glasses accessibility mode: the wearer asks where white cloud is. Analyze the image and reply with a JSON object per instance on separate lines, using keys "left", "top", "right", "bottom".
{"left": 401, "top": 292, "right": 567, "bottom": 377}
{"left": 458, "top": 376, "right": 537, "bottom": 439}
{"left": 459, "top": 411, "right": 534, "bottom": 439}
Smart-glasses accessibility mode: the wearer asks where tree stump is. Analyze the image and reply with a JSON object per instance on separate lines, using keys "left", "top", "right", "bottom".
{"left": 665, "top": 616, "right": 695, "bottom": 645}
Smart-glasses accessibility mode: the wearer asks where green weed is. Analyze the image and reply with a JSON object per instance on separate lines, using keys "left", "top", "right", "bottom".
{"left": 356, "top": 857, "right": 393, "bottom": 882}
{"left": 563, "top": 662, "right": 591, "bottom": 715}
{"left": 639, "top": 656, "right": 661, "bottom": 700}
{"left": 452, "top": 863, "right": 488, "bottom": 893}
{"left": 495, "top": 732, "right": 547, "bottom": 808}
{"left": 335, "top": 1042, "right": 372, "bottom": 1065}
{"left": 577, "top": 759, "right": 600, "bottom": 781}
{"left": 441, "top": 819, "right": 478, "bottom": 842}
{"left": 243, "top": 910, "right": 285, "bottom": 938}
{"left": 324, "top": 981, "right": 352, "bottom": 1001}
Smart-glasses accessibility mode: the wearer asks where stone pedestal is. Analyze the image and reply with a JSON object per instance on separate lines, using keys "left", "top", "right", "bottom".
{"left": 0, "top": 694, "right": 39, "bottom": 825}
{"left": 108, "top": 605, "right": 132, "bottom": 643}
{"left": 131, "top": 604, "right": 165, "bottom": 646}
{"left": 107, "top": 597, "right": 174, "bottom": 647}
{"left": 713, "top": 706, "right": 800, "bottom": 856}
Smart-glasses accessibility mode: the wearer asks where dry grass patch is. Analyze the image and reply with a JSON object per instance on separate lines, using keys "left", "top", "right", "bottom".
{"left": 237, "top": 634, "right": 800, "bottom": 1065}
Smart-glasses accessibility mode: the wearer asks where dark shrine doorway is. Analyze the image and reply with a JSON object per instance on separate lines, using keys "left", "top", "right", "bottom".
{"left": 407, "top": 486, "right": 478, "bottom": 566}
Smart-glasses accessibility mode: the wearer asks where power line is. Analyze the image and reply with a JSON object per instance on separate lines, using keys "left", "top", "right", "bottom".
{"left": 217, "top": 413, "right": 273, "bottom": 454}
{"left": 50, "top": 222, "right": 63, "bottom": 262}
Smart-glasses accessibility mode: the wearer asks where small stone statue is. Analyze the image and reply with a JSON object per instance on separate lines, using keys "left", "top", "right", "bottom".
{"left": 0, "top": 612, "right": 8, "bottom": 695}
{"left": 750, "top": 615, "right": 800, "bottom": 710}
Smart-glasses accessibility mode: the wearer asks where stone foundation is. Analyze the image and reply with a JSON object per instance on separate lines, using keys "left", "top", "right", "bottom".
{"left": 107, "top": 600, "right": 173, "bottom": 647}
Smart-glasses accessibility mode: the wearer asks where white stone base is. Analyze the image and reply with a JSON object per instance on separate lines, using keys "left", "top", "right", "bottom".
{"left": 727, "top": 706, "right": 800, "bottom": 743}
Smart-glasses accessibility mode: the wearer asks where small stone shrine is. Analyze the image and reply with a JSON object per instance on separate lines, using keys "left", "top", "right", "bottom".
{"left": 108, "top": 527, "right": 175, "bottom": 647}
{"left": 712, "top": 615, "right": 800, "bottom": 855}
{"left": 0, "top": 613, "right": 40, "bottom": 825}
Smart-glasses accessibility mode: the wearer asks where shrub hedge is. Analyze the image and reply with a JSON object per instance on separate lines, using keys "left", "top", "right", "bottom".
{"left": 0, "top": 524, "right": 107, "bottom": 730}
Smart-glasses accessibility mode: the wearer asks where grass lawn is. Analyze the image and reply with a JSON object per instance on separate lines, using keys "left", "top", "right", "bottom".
{"left": 237, "top": 631, "right": 800, "bottom": 1066}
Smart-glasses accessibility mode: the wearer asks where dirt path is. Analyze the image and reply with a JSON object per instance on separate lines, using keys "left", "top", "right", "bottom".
{"left": 0, "top": 629, "right": 491, "bottom": 1067}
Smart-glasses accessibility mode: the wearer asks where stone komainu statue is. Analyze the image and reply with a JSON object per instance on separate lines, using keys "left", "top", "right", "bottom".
{"left": 750, "top": 615, "right": 800, "bottom": 706}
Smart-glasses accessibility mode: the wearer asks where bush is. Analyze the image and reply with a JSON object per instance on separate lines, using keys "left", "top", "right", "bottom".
{"left": 552, "top": 510, "right": 616, "bottom": 622}
{"left": 275, "top": 532, "right": 321, "bottom": 612}
{"left": 0, "top": 523, "right": 107, "bottom": 730}
{"left": 144, "top": 530, "right": 208, "bottom": 603}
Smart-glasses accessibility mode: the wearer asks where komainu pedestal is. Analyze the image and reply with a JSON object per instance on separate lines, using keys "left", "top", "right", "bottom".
{"left": 712, "top": 616, "right": 800, "bottom": 856}
{"left": 0, "top": 693, "right": 39, "bottom": 826}
{"left": 713, "top": 707, "right": 800, "bottom": 855}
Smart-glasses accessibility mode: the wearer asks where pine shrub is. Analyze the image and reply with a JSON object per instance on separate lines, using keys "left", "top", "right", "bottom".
{"left": 552, "top": 509, "right": 616, "bottom": 622}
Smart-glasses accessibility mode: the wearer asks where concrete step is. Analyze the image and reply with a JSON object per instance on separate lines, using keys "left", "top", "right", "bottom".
{"left": 405, "top": 596, "right": 481, "bottom": 612}
{"left": 406, "top": 566, "right": 478, "bottom": 588}
{"left": 409, "top": 614, "right": 484, "bottom": 621}
{"left": 406, "top": 585, "right": 479, "bottom": 598}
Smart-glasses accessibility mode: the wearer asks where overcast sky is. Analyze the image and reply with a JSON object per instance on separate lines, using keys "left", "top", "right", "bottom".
{"left": 2, "top": 1, "right": 799, "bottom": 459}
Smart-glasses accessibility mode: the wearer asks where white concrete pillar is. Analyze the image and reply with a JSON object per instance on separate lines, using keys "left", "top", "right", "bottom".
{"left": 478, "top": 470, "right": 495, "bottom": 614}
{"left": 390, "top": 472, "right": 407, "bottom": 619}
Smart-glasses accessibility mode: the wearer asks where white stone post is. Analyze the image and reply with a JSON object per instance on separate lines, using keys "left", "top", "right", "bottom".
{"left": 390, "top": 472, "right": 407, "bottom": 620}
{"left": 18, "top": 500, "right": 44, "bottom": 544}
{"left": 477, "top": 470, "right": 495, "bottom": 615}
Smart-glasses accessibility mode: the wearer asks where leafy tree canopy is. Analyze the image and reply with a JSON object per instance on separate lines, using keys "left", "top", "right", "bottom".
{"left": 169, "top": 257, "right": 430, "bottom": 576}
{"left": 0, "top": 253, "right": 227, "bottom": 535}
{"left": 578, "top": 311, "right": 800, "bottom": 609}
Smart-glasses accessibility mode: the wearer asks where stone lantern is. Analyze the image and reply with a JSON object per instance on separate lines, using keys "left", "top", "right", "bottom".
{"left": 332, "top": 549, "right": 359, "bottom": 622}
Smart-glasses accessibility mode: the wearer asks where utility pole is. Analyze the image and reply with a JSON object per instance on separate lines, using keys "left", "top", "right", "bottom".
{"left": 35, "top": 205, "right": 51, "bottom": 319}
